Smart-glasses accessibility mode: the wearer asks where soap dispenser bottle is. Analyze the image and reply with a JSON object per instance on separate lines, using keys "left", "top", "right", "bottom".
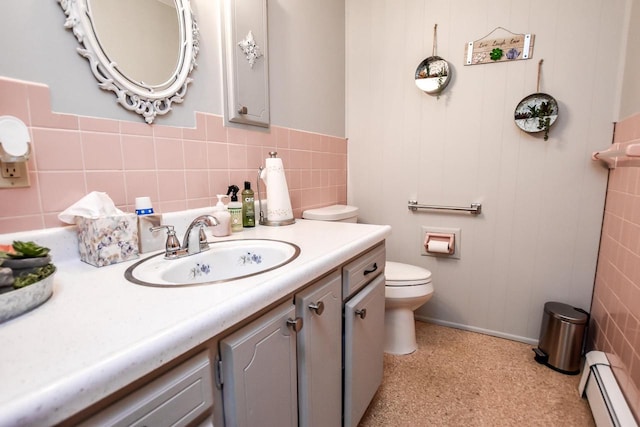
{"left": 227, "top": 185, "right": 243, "bottom": 232}
{"left": 242, "top": 181, "right": 255, "bottom": 227}
{"left": 212, "top": 195, "right": 232, "bottom": 237}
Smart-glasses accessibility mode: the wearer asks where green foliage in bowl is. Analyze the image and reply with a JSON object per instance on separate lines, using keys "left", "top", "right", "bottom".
{"left": 0, "top": 240, "right": 51, "bottom": 259}
{"left": 0, "top": 241, "right": 55, "bottom": 289}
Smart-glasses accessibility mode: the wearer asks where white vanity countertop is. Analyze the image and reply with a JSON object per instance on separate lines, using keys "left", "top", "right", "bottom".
{"left": 0, "top": 219, "right": 391, "bottom": 427}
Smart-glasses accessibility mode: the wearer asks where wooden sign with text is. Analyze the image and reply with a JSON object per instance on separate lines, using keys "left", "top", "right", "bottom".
{"left": 465, "top": 31, "right": 534, "bottom": 66}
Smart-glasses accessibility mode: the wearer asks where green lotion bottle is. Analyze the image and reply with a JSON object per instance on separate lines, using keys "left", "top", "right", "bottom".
{"left": 242, "top": 181, "right": 255, "bottom": 227}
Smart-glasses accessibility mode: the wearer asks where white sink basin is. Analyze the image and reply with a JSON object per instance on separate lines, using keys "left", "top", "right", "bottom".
{"left": 125, "top": 239, "right": 300, "bottom": 287}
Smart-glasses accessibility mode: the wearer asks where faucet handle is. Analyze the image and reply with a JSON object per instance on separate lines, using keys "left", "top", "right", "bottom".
{"left": 150, "top": 225, "right": 181, "bottom": 258}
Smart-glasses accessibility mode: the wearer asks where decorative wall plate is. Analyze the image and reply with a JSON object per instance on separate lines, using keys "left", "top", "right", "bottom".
{"left": 415, "top": 56, "right": 451, "bottom": 95}
{"left": 514, "top": 93, "right": 559, "bottom": 140}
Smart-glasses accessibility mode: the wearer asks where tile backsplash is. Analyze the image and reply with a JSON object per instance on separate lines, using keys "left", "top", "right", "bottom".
{"left": 0, "top": 77, "right": 347, "bottom": 233}
{"left": 591, "top": 112, "right": 640, "bottom": 419}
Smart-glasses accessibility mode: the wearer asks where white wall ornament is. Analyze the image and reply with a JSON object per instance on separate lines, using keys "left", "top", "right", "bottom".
{"left": 57, "top": 0, "right": 200, "bottom": 124}
{"left": 238, "top": 30, "right": 263, "bottom": 68}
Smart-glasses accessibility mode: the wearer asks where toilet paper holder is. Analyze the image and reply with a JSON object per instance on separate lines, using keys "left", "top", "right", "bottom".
{"left": 424, "top": 232, "right": 455, "bottom": 255}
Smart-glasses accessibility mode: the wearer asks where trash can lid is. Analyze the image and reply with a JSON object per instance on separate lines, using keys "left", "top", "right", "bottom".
{"left": 544, "top": 301, "right": 588, "bottom": 324}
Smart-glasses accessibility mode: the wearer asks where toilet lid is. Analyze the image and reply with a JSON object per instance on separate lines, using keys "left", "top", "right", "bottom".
{"left": 385, "top": 261, "right": 432, "bottom": 286}
{"left": 302, "top": 205, "right": 359, "bottom": 221}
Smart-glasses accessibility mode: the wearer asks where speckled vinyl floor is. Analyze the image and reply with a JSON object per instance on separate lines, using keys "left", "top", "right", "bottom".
{"left": 359, "top": 322, "right": 594, "bottom": 427}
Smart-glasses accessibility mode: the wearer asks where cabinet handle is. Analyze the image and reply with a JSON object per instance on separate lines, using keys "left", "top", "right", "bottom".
{"left": 287, "top": 317, "right": 303, "bottom": 332}
{"left": 238, "top": 106, "right": 248, "bottom": 114}
{"left": 309, "top": 301, "right": 325, "bottom": 316}
{"left": 355, "top": 308, "right": 367, "bottom": 319}
{"left": 364, "top": 263, "right": 378, "bottom": 275}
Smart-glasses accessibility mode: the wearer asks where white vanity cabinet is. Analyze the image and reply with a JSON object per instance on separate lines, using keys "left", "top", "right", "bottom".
{"left": 217, "top": 244, "right": 385, "bottom": 427}
{"left": 295, "top": 270, "right": 343, "bottom": 427}
{"left": 342, "top": 244, "right": 386, "bottom": 427}
{"left": 218, "top": 301, "right": 300, "bottom": 427}
{"left": 62, "top": 243, "right": 386, "bottom": 427}
{"left": 217, "top": 270, "right": 343, "bottom": 427}
{"left": 343, "top": 274, "right": 385, "bottom": 427}
{"left": 215, "top": 245, "right": 385, "bottom": 427}
{"left": 0, "top": 219, "right": 393, "bottom": 427}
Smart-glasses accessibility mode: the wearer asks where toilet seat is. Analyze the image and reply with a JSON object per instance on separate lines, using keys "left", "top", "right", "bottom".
{"left": 385, "top": 261, "right": 432, "bottom": 287}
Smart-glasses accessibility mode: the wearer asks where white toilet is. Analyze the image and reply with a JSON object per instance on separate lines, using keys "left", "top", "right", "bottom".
{"left": 302, "top": 205, "right": 435, "bottom": 355}
{"left": 383, "top": 261, "right": 433, "bottom": 354}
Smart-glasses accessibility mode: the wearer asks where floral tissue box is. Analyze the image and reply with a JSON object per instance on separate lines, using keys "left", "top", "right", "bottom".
{"left": 76, "top": 214, "right": 139, "bottom": 267}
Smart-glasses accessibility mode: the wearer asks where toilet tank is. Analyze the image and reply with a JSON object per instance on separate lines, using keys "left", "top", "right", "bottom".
{"left": 302, "top": 205, "right": 359, "bottom": 223}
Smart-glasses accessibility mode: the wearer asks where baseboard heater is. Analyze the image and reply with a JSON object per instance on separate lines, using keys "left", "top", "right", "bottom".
{"left": 579, "top": 351, "right": 638, "bottom": 427}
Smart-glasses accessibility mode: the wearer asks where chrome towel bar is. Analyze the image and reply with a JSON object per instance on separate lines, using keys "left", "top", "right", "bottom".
{"left": 408, "top": 200, "right": 482, "bottom": 215}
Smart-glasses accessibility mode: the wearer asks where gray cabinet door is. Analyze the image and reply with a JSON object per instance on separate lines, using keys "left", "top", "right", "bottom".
{"left": 220, "top": 301, "right": 298, "bottom": 427}
{"left": 343, "top": 274, "right": 385, "bottom": 427}
{"left": 295, "top": 270, "right": 342, "bottom": 427}
{"left": 221, "top": 0, "right": 270, "bottom": 127}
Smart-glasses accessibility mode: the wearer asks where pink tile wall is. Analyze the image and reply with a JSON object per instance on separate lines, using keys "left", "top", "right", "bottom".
{"left": 591, "top": 112, "right": 640, "bottom": 420}
{"left": 0, "top": 77, "right": 347, "bottom": 233}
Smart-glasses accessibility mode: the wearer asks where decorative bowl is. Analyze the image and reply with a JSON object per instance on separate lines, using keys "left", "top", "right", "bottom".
{"left": 0, "top": 271, "right": 55, "bottom": 323}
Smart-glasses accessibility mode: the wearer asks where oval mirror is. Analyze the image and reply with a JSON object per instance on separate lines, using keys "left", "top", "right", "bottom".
{"left": 58, "top": 0, "right": 199, "bottom": 124}
{"left": 415, "top": 56, "right": 451, "bottom": 95}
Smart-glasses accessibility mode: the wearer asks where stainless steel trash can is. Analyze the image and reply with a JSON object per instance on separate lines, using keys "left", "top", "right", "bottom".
{"left": 533, "top": 301, "right": 588, "bottom": 375}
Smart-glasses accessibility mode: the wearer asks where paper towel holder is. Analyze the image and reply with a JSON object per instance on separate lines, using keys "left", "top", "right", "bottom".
{"left": 256, "top": 152, "right": 295, "bottom": 226}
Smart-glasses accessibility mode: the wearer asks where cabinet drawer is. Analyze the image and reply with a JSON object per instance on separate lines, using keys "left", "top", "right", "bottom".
{"left": 81, "top": 351, "right": 213, "bottom": 427}
{"left": 342, "top": 244, "right": 385, "bottom": 299}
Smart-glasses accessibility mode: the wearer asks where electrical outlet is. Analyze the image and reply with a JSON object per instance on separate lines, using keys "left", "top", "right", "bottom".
{"left": 2, "top": 162, "right": 20, "bottom": 178}
{"left": 0, "top": 161, "right": 30, "bottom": 188}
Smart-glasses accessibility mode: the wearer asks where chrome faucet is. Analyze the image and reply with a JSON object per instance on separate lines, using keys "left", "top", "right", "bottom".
{"left": 151, "top": 215, "right": 220, "bottom": 259}
{"left": 182, "top": 215, "right": 219, "bottom": 255}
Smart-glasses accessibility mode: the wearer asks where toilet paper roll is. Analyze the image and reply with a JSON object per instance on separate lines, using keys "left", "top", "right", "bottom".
{"left": 427, "top": 240, "right": 450, "bottom": 254}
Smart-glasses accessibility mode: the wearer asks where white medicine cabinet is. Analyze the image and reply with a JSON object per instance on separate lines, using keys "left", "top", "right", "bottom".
{"left": 220, "top": 0, "right": 270, "bottom": 127}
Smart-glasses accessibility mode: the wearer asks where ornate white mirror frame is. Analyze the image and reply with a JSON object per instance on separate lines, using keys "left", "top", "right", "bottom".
{"left": 58, "top": 0, "right": 199, "bottom": 124}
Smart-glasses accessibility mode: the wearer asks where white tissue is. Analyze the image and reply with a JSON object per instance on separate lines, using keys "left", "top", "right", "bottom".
{"left": 427, "top": 240, "right": 451, "bottom": 254}
{"left": 58, "top": 191, "right": 124, "bottom": 224}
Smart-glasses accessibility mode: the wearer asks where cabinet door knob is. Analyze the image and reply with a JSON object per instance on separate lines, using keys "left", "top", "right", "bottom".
{"left": 364, "top": 263, "right": 378, "bottom": 275}
{"left": 287, "top": 317, "right": 303, "bottom": 332}
{"left": 308, "top": 301, "right": 325, "bottom": 316}
{"left": 355, "top": 308, "right": 367, "bottom": 319}
{"left": 238, "top": 106, "right": 248, "bottom": 114}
